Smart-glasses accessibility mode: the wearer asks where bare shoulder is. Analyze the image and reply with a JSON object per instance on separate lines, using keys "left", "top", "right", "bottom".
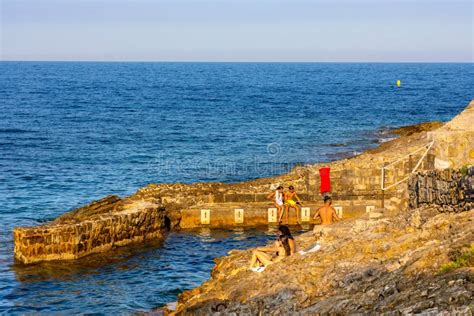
{"left": 289, "top": 238, "right": 297, "bottom": 252}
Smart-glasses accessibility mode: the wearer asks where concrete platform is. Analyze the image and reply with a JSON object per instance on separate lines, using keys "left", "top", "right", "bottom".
{"left": 179, "top": 199, "right": 382, "bottom": 228}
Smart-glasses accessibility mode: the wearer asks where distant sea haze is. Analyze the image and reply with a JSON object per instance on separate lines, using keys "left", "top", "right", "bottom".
{"left": 0, "top": 62, "right": 472, "bottom": 313}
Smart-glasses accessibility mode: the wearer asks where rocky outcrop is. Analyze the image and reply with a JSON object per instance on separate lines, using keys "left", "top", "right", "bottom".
{"left": 171, "top": 207, "right": 474, "bottom": 315}
{"left": 408, "top": 167, "right": 474, "bottom": 212}
{"left": 391, "top": 121, "right": 444, "bottom": 137}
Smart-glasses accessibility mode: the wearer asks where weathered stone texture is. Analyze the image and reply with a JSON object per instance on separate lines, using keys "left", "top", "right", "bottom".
{"left": 13, "top": 202, "right": 170, "bottom": 264}
{"left": 53, "top": 195, "right": 123, "bottom": 224}
{"left": 171, "top": 208, "right": 474, "bottom": 315}
{"left": 408, "top": 167, "right": 474, "bottom": 212}
{"left": 428, "top": 100, "right": 474, "bottom": 169}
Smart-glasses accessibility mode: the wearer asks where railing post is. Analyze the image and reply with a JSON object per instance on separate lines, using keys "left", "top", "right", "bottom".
{"left": 381, "top": 162, "right": 387, "bottom": 208}
{"left": 378, "top": 141, "right": 434, "bottom": 205}
{"left": 381, "top": 187, "right": 385, "bottom": 208}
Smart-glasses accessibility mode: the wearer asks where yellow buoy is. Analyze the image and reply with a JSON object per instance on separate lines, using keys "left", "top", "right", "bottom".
{"left": 396, "top": 80, "right": 401, "bottom": 87}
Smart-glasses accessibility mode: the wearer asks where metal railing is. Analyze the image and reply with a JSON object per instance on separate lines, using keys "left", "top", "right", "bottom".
{"left": 380, "top": 140, "right": 434, "bottom": 207}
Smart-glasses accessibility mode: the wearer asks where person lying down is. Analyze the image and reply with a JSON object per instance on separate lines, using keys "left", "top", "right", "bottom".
{"left": 249, "top": 225, "right": 296, "bottom": 272}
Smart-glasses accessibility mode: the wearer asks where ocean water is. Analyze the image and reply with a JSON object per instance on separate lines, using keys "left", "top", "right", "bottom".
{"left": 0, "top": 62, "right": 472, "bottom": 313}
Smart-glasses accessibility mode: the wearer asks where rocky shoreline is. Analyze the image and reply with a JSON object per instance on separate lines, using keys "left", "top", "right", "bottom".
{"left": 168, "top": 206, "right": 473, "bottom": 315}
{"left": 160, "top": 102, "right": 474, "bottom": 315}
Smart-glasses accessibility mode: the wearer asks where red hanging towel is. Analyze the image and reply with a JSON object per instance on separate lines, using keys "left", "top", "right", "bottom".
{"left": 319, "top": 167, "right": 331, "bottom": 194}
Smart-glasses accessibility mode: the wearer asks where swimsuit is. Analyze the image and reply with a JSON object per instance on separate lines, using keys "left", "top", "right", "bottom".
{"left": 313, "top": 225, "right": 333, "bottom": 237}
{"left": 275, "top": 190, "right": 284, "bottom": 206}
{"left": 285, "top": 199, "right": 296, "bottom": 206}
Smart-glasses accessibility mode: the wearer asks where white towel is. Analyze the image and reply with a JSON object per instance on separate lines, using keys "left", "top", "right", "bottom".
{"left": 299, "top": 242, "right": 321, "bottom": 255}
{"left": 250, "top": 266, "right": 266, "bottom": 273}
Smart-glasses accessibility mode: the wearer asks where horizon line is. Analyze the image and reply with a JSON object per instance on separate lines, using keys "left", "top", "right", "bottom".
{"left": 1, "top": 59, "right": 473, "bottom": 64}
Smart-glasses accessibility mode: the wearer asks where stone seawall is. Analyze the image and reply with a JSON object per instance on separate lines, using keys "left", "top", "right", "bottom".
{"left": 13, "top": 201, "right": 170, "bottom": 264}
{"left": 13, "top": 100, "right": 473, "bottom": 264}
{"left": 408, "top": 167, "right": 474, "bottom": 212}
{"left": 10, "top": 122, "right": 437, "bottom": 264}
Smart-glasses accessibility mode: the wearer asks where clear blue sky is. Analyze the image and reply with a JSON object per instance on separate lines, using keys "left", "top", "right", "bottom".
{"left": 0, "top": 0, "right": 472, "bottom": 62}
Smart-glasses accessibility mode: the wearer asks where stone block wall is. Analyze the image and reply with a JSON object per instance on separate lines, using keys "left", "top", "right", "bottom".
{"left": 428, "top": 131, "right": 474, "bottom": 170}
{"left": 132, "top": 143, "right": 437, "bottom": 210}
{"left": 427, "top": 100, "right": 474, "bottom": 170}
{"left": 13, "top": 204, "right": 170, "bottom": 264}
{"left": 408, "top": 167, "right": 474, "bottom": 212}
{"left": 305, "top": 154, "right": 435, "bottom": 199}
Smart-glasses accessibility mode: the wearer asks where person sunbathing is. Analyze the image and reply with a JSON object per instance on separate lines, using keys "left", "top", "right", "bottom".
{"left": 249, "top": 225, "right": 296, "bottom": 271}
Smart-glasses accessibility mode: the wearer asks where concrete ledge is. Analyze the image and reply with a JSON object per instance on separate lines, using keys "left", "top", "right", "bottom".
{"left": 13, "top": 202, "right": 170, "bottom": 264}
{"left": 179, "top": 200, "right": 384, "bottom": 229}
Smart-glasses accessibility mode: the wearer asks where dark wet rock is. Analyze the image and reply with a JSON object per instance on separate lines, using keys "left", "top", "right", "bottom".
{"left": 392, "top": 121, "right": 444, "bottom": 137}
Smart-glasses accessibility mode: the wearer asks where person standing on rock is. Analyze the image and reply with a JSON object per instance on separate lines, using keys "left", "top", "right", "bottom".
{"left": 249, "top": 225, "right": 296, "bottom": 271}
{"left": 267, "top": 186, "right": 284, "bottom": 222}
{"left": 313, "top": 196, "right": 341, "bottom": 237}
{"left": 282, "top": 185, "right": 303, "bottom": 225}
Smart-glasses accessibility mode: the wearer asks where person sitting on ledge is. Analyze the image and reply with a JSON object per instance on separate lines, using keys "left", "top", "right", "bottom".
{"left": 313, "top": 195, "right": 341, "bottom": 237}
{"left": 267, "top": 185, "right": 284, "bottom": 222}
{"left": 249, "top": 225, "right": 296, "bottom": 271}
{"left": 281, "top": 185, "right": 303, "bottom": 225}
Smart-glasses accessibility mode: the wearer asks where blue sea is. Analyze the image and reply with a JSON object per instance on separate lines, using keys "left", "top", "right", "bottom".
{"left": 0, "top": 62, "right": 472, "bottom": 314}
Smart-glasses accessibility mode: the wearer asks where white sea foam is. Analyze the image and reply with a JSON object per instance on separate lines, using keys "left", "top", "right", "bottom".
{"left": 378, "top": 136, "right": 398, "bottom": 143}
